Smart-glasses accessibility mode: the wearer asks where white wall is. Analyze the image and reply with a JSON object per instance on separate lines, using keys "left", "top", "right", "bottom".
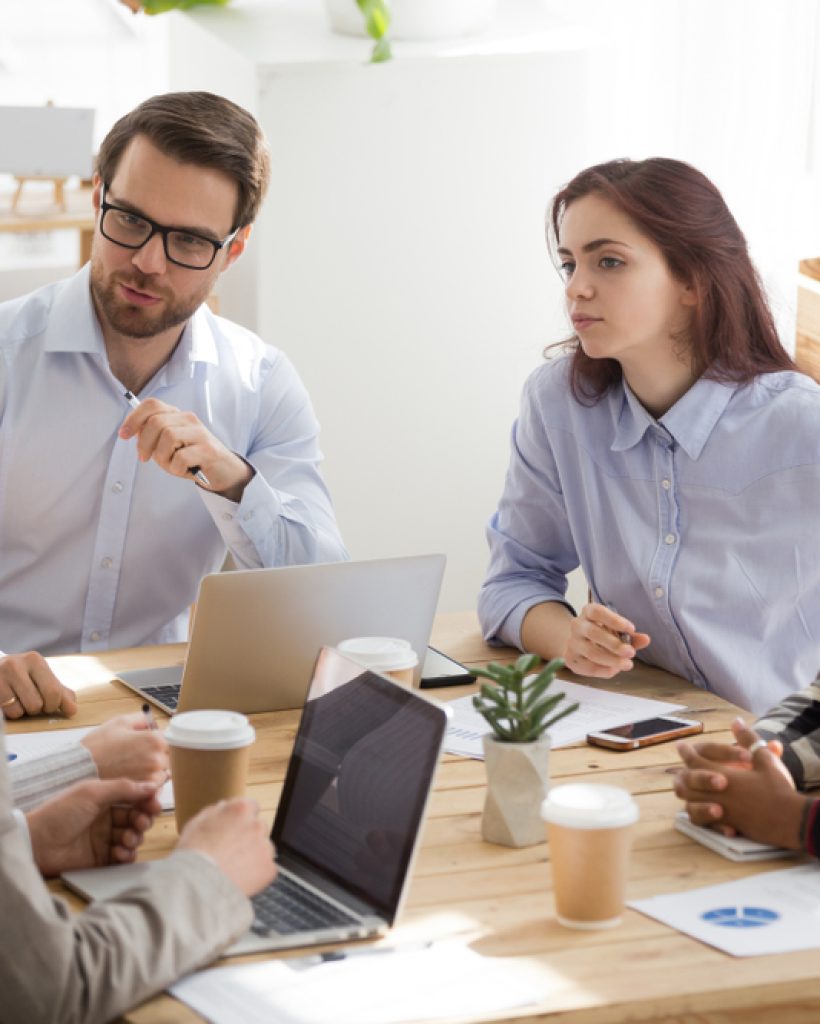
{"left": 168, "top": 1, "right": 592, "bottom": 613}
{"left": 571, "top": 0, "right": 820, "bottom": 350}
{"left": 2, "top": 0, "right": 819, "bottom": 622}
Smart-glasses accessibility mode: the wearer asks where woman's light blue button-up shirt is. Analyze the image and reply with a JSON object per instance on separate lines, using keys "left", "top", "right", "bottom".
{"left": 479, "top": 354, "right": 820, "bottom": 713}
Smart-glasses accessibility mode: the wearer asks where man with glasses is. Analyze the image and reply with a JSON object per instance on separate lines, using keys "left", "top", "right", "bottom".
{"left": 0, "top": 91, "right": 348, "bottom": 719}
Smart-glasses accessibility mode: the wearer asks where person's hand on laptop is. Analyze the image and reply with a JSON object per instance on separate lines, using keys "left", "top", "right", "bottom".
{"left": 0, "top": 651, "right": 78, "bottom": 719}
{"left": 176, "top": 797, "right": 277, "bottom": 896}
{"left": 26, "top": 778, "right": 162, "bottom": 878}
{"left": 81, "top": 712, "right": 169, "bottom": 788}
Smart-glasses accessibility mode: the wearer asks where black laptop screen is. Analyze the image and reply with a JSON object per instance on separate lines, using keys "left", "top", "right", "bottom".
{"left": 272, "top": 647, "right": 447, "bottom": 919}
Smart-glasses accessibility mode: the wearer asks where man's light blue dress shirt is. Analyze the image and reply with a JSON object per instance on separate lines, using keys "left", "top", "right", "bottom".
{"left": 479, "top": 355, "right": 820, "bottom": 713}
{"left": 0, "top": 266, "right": 348, "bottom": 656}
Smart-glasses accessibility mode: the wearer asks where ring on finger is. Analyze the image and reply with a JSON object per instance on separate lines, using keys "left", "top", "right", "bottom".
{"left": 0, "top": 694, "right": 18, "bottom": 708}
{"left": 747, "top": 738, "right": 767, "bottom": 756}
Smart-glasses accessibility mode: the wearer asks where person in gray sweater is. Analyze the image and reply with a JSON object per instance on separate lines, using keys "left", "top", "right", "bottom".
{"left": 0, "top": 724, "right": 276, "bottom": 1024}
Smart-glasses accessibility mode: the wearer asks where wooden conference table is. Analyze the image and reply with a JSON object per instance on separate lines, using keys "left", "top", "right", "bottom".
{"left": 10, "top": 612, "right": 820, "bottom": 1023}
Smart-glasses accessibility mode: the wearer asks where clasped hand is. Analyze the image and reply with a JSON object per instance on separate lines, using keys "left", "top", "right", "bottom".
{"left": 674, "top": 718, "right": 807, "bottom": 850}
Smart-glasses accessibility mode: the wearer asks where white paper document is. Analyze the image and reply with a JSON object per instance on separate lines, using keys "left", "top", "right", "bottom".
{"left": 6, "top": 726, "right": 174, "bottom": 810}
{"left": 444, "top": 679, "right": 684, "bottom": 758}
{"left": 170, "top": 942, "right": 541, "bottom": 1024}
{"left": 630, "top": 864, "right": 820, "bottom": 956}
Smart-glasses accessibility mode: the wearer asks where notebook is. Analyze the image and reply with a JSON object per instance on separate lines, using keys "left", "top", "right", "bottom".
{"left": 674, "top": 811, "right": 797, "bottom": 862}
{"left": 63, "top": 646, "right": 451, "bottom": 954}
{"left": 114, "top": 554, "right": 446, "bottom": 715}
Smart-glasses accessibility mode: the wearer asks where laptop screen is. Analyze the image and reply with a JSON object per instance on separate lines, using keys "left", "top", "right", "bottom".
{"left": 272, "top": 646, "right": 447, "bottom": 920}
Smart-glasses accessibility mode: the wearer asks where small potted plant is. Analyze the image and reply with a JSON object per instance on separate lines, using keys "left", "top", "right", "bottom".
{"left": 473, "top": 653, "right": 578, "bottom": 848}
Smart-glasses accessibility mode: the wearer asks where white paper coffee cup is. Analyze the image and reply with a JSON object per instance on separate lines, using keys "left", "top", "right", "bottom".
{"left": 336, "top": 636, "right": 419, "bottom": 686}
{"left": 541, "top": 783, "right": 639, "bottom": 929}
{"left": 166, "top": 710, "right": 255, "bottom": 831}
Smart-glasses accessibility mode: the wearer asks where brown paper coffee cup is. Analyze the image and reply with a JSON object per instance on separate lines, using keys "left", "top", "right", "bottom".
{"left": 335, "top": 636, "right": 419, "bottom": 687}
{"left": 166, "top": 709, "right": 255, "bottom": 832}
{"left": 541, "top": 784, "right": 639, "bottom": 929}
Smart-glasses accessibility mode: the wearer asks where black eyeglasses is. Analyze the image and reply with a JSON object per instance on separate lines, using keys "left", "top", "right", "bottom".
{"left": 99, "top": 186, "right": 239, "bottom": 270}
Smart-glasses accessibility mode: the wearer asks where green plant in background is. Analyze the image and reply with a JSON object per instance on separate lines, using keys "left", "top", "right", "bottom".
{"left": 121, "top": 0, "right": 392, "bottom": 64}
{"left": 136, "top": 0, "right": 230, "bottom": 11}
{"left": 357, "top": 0, "right": 392, "bottom": 63}
{"left": 473, "top": 653, "right": 578, "bottom": 743}
{"left": 131, "top": 0, "right": 231, "bottom": 12}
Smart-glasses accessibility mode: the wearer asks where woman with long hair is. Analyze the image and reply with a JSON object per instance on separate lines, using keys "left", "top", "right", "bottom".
{"left": 479, "top": 157, "right": 820, "bottom": 713}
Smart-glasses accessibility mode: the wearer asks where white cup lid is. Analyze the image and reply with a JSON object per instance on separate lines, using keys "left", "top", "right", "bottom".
{"left": 165, "top": 709, "right": 255, "bottom": 750}
{"left": 540, "top": 784, "right": 639, "bottom": 829}
{"left": 336, "top": 636, "right": 419, "bottom": 671}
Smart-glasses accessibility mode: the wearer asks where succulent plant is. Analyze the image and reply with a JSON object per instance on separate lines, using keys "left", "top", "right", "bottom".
{"left": 473, "top": 653, "right": 578, "bottom": 743}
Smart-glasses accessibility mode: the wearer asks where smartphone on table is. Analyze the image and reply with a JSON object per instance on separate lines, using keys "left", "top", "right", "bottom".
{"left": 419, "top": 646, "right": 476, "bottom": 688}
{"left": 586, "top": 715, "right": 703, "bottom": 751}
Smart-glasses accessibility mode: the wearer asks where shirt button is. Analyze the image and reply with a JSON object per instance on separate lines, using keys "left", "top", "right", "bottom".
{"left": 222, "top": 512, "right": 233, "bottom": 522}
{"left": 100, "top": 557, "right": 113, "bottom": 569}
{"left": 661, "top": 479, "right": 671, "bottom": 490}
{"left": 89, "top": 630, "right": 101, "bottom": 642}
{"left": 654, "top": 587, "right": 664, "bottom": 598}
{"left": 665, "top": 534, "right": 676, "bottom": 545}
{"left": 243, "top": 511, "right": 254, "bottom": 522}
{"left": 111, "top": 481, "right": 124, "bottom": 494}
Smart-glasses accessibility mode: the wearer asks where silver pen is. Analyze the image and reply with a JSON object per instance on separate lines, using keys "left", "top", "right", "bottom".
{"left": 123, "top": 390, "right": 211, "bottom": 488}
{"left": 285, "top": 941, "right": 433, "bottom": 970}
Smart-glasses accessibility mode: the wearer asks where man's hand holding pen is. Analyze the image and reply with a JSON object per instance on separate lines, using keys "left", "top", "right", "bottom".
{"left": 563, "top": 602, "right": 651, "bottom": 679}
{"left": 119, "top": 396, "right": 255, "bottom": 502}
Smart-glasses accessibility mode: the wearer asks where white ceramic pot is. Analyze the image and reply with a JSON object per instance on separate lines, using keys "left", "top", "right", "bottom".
{"left": 481, "top": 733, "right": 551, "bottom": 848}
{"left": 324, "top": 0, "right": 497, "bottom": 41}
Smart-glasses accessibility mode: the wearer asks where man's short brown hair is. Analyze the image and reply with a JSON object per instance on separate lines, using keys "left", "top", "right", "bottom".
{"left": 96, "top": 91, "right": 270, "bottom": 229}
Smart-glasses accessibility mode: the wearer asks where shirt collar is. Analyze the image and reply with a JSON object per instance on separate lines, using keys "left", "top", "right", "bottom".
{"left": 43, "top": 264, "right": 105, "bottom": 356}
{"left": 611, "top": 374, "right": 737, "bottom": 460}
{"left": 42, "top": 264, "right": 220, "bottom": 375}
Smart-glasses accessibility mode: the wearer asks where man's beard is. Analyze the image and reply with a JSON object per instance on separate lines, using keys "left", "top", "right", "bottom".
{"left": 90, "top": 258, "right": 208, "bottom": 339}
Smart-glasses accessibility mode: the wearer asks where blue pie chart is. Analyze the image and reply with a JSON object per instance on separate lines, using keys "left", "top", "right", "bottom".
{"left": 701, "top": 906, "right": 780, "bottom": 929}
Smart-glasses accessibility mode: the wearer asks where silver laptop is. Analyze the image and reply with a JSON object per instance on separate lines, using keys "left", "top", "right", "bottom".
{"left": 115, "top": 554, "right": 446, "bottom": 715}
{"left": 64, "top": 646, "right": 451, "bottom": 954}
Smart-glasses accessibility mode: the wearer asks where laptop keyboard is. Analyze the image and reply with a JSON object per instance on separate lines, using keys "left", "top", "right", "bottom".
{"left": 141, "top": 684, "right": 181, "bottom": 711}
{"left": 251, "top": 872, "right": 361, "bottom": 935}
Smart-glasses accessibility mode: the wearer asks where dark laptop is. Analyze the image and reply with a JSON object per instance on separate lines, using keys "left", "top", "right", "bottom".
{"left": 63, "top": 646, "right": 451, "bottom": 955}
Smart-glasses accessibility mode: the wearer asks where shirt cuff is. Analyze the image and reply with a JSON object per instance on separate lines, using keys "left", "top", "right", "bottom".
{"left": 12, "top": 808, "right": 32, "bottom": 858}
{"left": 198, "top": 468, "right": 282, "bottom": 555}
{"left": 10, "top": 742, "right": 98, "bottom": 812}
{"left": 801, "top": 798, "right": 820, "bottom": 856}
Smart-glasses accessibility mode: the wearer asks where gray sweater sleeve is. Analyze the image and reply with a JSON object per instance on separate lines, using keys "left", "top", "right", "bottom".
{"left": 10, "top": 742, "right": 98, "bottom": 811}
{"left": 0, "top": 730, "right": 253, "bottom": 1024}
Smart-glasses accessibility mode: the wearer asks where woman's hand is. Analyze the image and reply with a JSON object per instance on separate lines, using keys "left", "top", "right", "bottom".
{"left": 562, "top": 603, "right": 650, "bottom": 678}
